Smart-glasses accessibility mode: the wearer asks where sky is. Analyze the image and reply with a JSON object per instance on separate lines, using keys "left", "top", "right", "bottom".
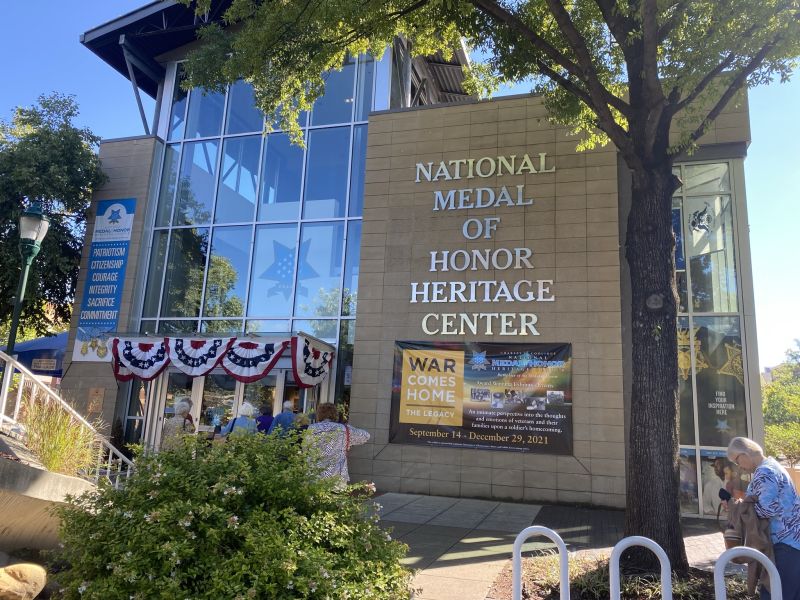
{"left": 1, "top": 1, "right": 798, "bottom": 370}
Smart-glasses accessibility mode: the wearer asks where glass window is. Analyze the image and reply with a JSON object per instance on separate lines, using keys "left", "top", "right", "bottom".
{"left": 185, "top": 88, "right": 225, "bottom": 138}
{"left": 203, "top": 225, "right": 251, "bottom": 317}
{"left": 158, "top": 320, "right": 199, "bottom": 334}
{"left": 677, "top": 316, "right": 695, "bottom": 445}
{"left": 127, "top": 379, "right": 148, "bottom": 418}
{"left": 292, "top": 319, "right": 338, "bottom": 342}
{"left": 679, "top": 449, "right": 698, "bottom": 514}
{"left": 693, "top": 316, "right": 747, "bottom": 447}
{"left": 173, "top": 140, "right": 219, "bottom": 226}
{"left": 684, "top": 163, "right": 730, "bottom": 195}
{"left": 225, "top": 80, "right": 264, "bottom": 134}
{"left": 303, "top": 127, "right": 350, "bottom": 219}
{"left": 139, "top": 320, "right": 156, "bottom": 334}
{"left": 124, "top": 419, "right": 143, "bottom": 445}
{"left": 245, "top": 319, "right": 291, "bottom": 334}
{"left": 672, "top": 206, "right": 689, "bottom": 313}
{"left": 161, "top": 227, "right": 209, "bottom": 318}
{"left": 684, "top": 195, "right": 738, "bottom": 313}
{"left": 311, "top": 58, "right": 355, "bottom": 125}
{"left": 248, "top": 224, "right": 299, "bottom": 317}
{"left": 201, "top": 320, "right": 243, "bottom": 334}
{"left": 155, "top": 144, "right": 181, "bottom": 226}
{"left": 349, "top": 125, "right": 368, "bottom": 217}
{"left": 258, "top": 132, "right": 305, "bottom": 221}
{"left": 199, "top": 373, "right": 237, "bottom": 433}
{"left": 334, "top": 319, "right": 355, "bottom": 404}
{"left": 243, "top": 375, "right": 278, "bottom": 416}
{"left": 342, "top": 221, "right": 361, "bottom": 316}
{"left": 355, "top": 57, "right": 375, "bottom": 121}
{"left": 293, "top": 221, "right": 345, "bottom": 317}
{"left": 168, "top": 68, "right": 188, "bottom": 141}
{"left": 142, "top": 231, "right": 168, "bottom": 317}
{"left": 699, "top": 450, "right": 747, "bottom": 516}
{"left": 216, "top": 136, "right": 261, "bottom": 223}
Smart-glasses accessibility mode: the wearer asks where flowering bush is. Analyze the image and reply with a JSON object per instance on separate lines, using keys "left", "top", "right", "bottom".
{"left": 54, "top": 433, "right": 411, "bottom": 599}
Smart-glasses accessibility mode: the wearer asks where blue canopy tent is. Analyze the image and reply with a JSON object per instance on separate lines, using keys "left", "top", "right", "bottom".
{"left": 1, "top": 332, "right": 67, "bottom": 377}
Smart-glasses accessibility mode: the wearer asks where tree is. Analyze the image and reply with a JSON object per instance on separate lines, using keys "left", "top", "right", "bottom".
{"left": 763, "top": 340, "right": 800, "bottom": 425}
{"left": 0, "top": 93, "right": 106, "bottom": 336}
{"left": 177, "top": 0, "right": 800, "bottom": 569}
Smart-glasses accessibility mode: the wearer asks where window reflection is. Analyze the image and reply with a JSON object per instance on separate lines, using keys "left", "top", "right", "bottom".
{"left": 158, "top": 320, "right": 199, "bottom": 334}
{"left": 201, "top": 320, "right": 243, "bottom": 333}
{"left": 168, "top": 68, "right": 188, "bottom": 141}
{"left": 173, "top": 141, "right": 219, "bottom": 226}
{"left": 217, "top": 136, "right": 261, "bottom": 223}
{"left": 677, "top": 316, "right": 695, "bottom": 445}
{"left": 692, "top": 316, "right": 747, "bottom": 447}
{"left": 684, "top": 163, "right": 730, "bottom": 195}
{"left": 342, "top": 221, "right": 361, "bottom": 315}
{"left": 259, "top": 132, "right": 304, "bottom": 221}
{"left": 311, "top": 58, "right": 355, "bottom": 125}
{"left": 142, "top": 231, "right": 168, "bottom": 318}
{"left": 294, "top": 222, "right": 345, "bottom": 318}
{"left": 349, "top": 125, "right": 367, "bottom": 216}
{"left": 685, "top": 195, "right": 738, "bottom": 313}
{"left": 248, "top": 224, "right": 298, "bottom": 317}
{"left": 185, "top": 88, "right": 224, "bottom": 138}
{"left": 245, "top": 319, "right": 291, "bottom": 334}
{"left": 203, "top": 226, "right": 251, "bottom": 317}
{"left": 355, "top": 57, "right": 375, "bottom": 121}
{"left": 291, "top": 319, "right": 338, "bottom": 341}
{"left": 155, "top": 144, "right": 181, "bottom": 226}
{"left": 303, "top": 127, "right": 350, "bottom": 219}
{"left": 226, "top": 81, "right": 264, "bottom": 134}
{"left": 334, "top": 319, "right": 355, "bottom": 403}
{"left": 161, "top": 227, "right": 209, "bottom": 318}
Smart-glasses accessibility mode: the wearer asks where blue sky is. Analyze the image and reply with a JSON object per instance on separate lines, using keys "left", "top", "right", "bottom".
{"left": 2, "top": 2, "right": 797, "bottom": 369}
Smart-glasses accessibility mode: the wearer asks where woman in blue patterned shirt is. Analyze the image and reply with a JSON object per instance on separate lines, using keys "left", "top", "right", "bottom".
{"left": 728, "top": 436, "right": 800, "bottom": 600}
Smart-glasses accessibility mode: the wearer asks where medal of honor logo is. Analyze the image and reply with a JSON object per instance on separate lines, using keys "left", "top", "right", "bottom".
{"left": 469, "top": 351, "right": 487, "bottom": 371}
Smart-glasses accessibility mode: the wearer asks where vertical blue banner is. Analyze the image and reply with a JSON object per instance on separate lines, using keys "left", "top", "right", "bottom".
{"left": 72, "top": 198, "right": 136, "bottom": 362}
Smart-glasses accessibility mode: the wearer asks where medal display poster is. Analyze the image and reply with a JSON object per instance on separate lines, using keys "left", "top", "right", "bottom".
{"left": 390, "top": 341, "right": 573, "bottom": 454}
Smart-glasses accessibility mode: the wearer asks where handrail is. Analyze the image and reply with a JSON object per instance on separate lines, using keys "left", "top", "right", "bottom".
{"left": 512, "top": 526, "right": 570, "bottom": 600}
{"left": 609, "top": 536, "right": 672, "bottom": 600}
{"left": 0, "top": 351, "right": 134, "bottom": 488}
{"left": 714, "top": 547, "right": 782, "bottom": 600}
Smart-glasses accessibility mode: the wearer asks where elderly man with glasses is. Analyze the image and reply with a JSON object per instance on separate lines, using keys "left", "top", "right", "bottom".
{"left": 727, "top": 436, "right": 800, "bottom": 599}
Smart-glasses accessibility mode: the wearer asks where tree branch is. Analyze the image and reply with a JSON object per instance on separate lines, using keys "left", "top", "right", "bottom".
{"left": 640, "top": 0, "right": 662, "bottom": 102}
{"left": 682, "top": 40, "right": 778, "bottom": 150}
{"left": 656, "top": 0, "right": 692, "bottom": 41}
{"left": 593, "top": 0, "right": 631, "bottom": 50}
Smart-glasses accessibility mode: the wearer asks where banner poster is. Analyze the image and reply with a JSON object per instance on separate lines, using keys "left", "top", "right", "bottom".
{"left": 72, "top": 198, "right": 136, "bottom": 362}
{"left": 390, "top": 341, "right": 572, "bottom": 454}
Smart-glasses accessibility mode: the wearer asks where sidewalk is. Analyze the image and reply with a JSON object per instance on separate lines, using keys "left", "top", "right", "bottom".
{"left": 376, "top": 493, "right": 727, "bottom": 600}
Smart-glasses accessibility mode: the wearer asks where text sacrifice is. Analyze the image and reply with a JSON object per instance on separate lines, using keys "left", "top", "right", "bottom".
{"left": 412, "top": 153, "right": 555, "bottom": 336}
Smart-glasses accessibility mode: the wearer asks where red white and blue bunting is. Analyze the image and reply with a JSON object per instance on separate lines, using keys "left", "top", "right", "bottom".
{"left": 109, "top": 334, "right": 334, "bottom": 388}
{"left": 166, "top": 337, "right": 234, "bottom": 377}
{"left": 291, "top": 334, "right": 335, "bottom": 388}
{"left": 221, "top": 339, "right": 289, "bottom": 383}
{"left": 112, "top": 338, "right": 169, "bottom": 381}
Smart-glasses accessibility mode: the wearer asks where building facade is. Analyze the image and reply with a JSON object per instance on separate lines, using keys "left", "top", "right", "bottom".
{"left": 62, "top": 0, "right": 761, "bottom": 515}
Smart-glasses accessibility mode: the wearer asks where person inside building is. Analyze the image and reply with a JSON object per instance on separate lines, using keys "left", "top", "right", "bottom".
{"left": 220, "top": 402, "right": 258, "bottom": 437}
{"left": 306, "top": 402, "right": 369, "bottom": 488}
{"left": 255, "top": 404, "right": 274, "bottom": 433}
{"left": 267, "top": 400, "right": 296, "bottom": 435}
{"left": 160, "top": 397, "right": 195, "bottom": 450}
{"left": 727, "top": 436, "right": 800, "bottom": 600}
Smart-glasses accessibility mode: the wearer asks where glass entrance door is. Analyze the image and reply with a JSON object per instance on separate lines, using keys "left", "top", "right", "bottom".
{"left": 197, "top": 373, "right": 237, "bottom": 436}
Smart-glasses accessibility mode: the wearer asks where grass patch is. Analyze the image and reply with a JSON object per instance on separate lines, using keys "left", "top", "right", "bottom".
{"left": 489, "top": 551, "right": 756, "bottom": 599}
{"left": 21, "top": 396, "right": 99, "bottom": 476}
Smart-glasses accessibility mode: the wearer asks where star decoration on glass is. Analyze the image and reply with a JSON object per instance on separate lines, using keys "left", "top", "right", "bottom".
{"left": 469, "top": 351, "right": 488, "bottom": 371}
{"left": 108, "top": 208, "right": 122, "bottom": 224}
{"left": 717, "top": 341, "right": 744, "bottom": 386}
{"left": 259, "top": 239, "right": 317, "bottom": 299}
{"left": 716, "top": 419, "right": 730, "bottom": 432}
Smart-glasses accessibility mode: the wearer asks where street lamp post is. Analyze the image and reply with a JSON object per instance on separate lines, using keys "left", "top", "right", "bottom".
{"left": 5, "top": 201, "right": 50, "bottom": 356}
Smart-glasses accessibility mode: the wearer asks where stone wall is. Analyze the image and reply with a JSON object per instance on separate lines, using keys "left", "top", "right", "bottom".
{"left": 348, "top": 95, "right": 627, "bottom": 507}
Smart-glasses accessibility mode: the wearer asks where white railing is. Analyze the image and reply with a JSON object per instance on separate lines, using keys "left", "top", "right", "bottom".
{"left": 0, "top": 351, "right": 133, "bottom": 488}
{"left": 610, "top": 536, "right": 672, "bottom": 600}
{"left": 512, "top": 526, "right": 570, "bottom": 600}
{"left": 511, "top": 528, "right": 782, "bottom": 600}
{"left": 714, "top": 547, "right": 782, "bottom": 600}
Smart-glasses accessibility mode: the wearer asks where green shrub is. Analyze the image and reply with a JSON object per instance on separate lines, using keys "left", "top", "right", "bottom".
{"left": 54, "top": 433, "right": 411, "bottom": 599}
{"left": 765, "top": 422, "right": 800, "bottom": 467}
{"left": 21, "top": 396, "right": 98, "bottom": 475}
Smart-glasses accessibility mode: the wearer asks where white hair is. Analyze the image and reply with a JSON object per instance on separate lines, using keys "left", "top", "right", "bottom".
{"left": 239, "top": 402, "right": 256, "bottom": 417}
{"left": 727, "top": 437, "right": 764, "bottom": 462}
{"left": 174, "top": 397, "right": 192, "bottom": 417}
{"left": 283, "top": 400, "right": 294, "bottom": 411}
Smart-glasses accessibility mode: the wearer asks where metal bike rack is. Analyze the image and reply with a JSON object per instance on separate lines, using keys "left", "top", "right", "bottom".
{"left": 714, "top": 546, "right": 782, "bottom": 600}
{"left": 512, "top": 525, "right": 570, "bottom": 600}
{"left": 609, "top": 536, "right": 673, "bottom": 600}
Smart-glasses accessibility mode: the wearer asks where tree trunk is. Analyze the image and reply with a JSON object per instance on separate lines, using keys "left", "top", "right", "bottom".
{"left": 623, "top": 162, "right": 689, "bottom": 572}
